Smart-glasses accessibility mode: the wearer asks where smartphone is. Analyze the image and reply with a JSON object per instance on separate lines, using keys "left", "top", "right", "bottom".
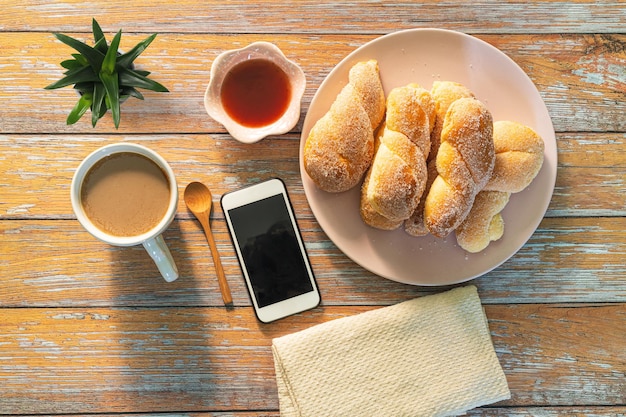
{"left": 220, "top": 178, "right": 320, "bottom": 323}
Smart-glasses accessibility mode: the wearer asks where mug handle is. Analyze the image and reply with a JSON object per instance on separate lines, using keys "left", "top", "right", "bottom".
{"left": 143, "top": 234, "right": 179, "bottom": 282}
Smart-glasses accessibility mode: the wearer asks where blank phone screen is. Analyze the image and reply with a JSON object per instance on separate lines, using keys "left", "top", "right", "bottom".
{"left": 228, "top": 194, "right": 314, "bottom": 308}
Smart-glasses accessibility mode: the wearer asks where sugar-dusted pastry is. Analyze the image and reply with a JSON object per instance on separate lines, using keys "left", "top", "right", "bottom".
{"left": 361, "top": 84, "right": 434, "bottom": 225}
{"left": 424, "top": 97, "right": 495, "bottom": 237}
{"left": 385, "top": 84, "right": 435, "bottom": 159}
{"left": 404, "top": 158, "right": 438, "bottom": 236}
{"left": 428, "top": 81, "right": 475, "bottom": 161}
{"left": 303, "top": 60, "right": 386, "bottom": 193}
{"left": 455, "top": 120, "right": 544, "bottom": 252}
{"left": 455, "top": 190, "right": 510, "bottom": 253}
{"left": 359, "top": 168, "right": 404, "bottom": 231}
{"left": 483, "top": 121, "right": 545, "bottom": 193}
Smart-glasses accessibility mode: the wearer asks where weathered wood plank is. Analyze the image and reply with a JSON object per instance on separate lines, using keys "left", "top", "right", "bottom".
{"left": 10, "top": 408, "right": 626, "bottom": 417}
{"left": 0, "top": 304, "right": 623, "bottom": 414}
{"left": 1, "top": 0, "right": 624, "bottom": 34}
{"left": 1, "top": 133, "right": 624, "bottom": 219}
{"left": 11, "top": 409, "right": 626, "bottom": 417}
{"left": 465, "top": 408, "right": 626, "bottom": 417}
{"left": 487, "top": 33, "right": 626, "bottom": 133}
{"left": 1, "top": 217, "right": 625, "bottom": 307}
{"left": 2, "top": 2, "right": 623, "bottom": 416}
{"left": 0, "top": 33, "right": 624, "bottom": 134}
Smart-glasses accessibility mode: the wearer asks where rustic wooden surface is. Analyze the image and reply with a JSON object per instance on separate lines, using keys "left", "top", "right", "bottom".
{"left": 1, "top": 1, "right": 625, "bottom": 416}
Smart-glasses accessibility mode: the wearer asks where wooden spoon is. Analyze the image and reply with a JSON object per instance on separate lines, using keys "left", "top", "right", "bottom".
{"left": 184, "top": 181, "right": 233, "bottom": 306}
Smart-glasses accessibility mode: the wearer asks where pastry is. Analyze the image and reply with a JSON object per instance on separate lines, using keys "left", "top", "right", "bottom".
{"left": 483, "top": 121, "right": 545, "bottom": 193}
{"left": 424, "top": 97, "right": 495, "bottom": 237}
{"left": 406, "top": 81, "right": 473, "bottom": 236}
{"left": 303, "top": 60, "right": 386, "bottom": 193}
{"left": 361, "top": 84, "right": 434, "bottom": 225}
{"left": 455, "top": 191, "right": 510, "bottom": 253}
{"left": 455, "top": 120, "right": 545, "bottom": 252}
{"left": 404, "top": 158, "right": 438, "bottom": 236}
{"left": 359, "top": 168, "right": 404, "bottom": 230}
{"left": 428, "top": 81, "right": 475, "bottom": 161}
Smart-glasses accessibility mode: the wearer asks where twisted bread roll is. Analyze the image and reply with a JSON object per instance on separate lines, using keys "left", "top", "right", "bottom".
{"left": 484, "top": 121, "right": 545, "bottom": 193}
{"left": 455, "top": 191, "right": 510, "bottom": 253}
{"left": 361, "top": 126, "right": 425, "bottom": 225}
{"left": 360, "top": 170, "right": 404, "bottom": 231}
{"left": 429, "top": 81, "right": 475, "bottom": 161}
{"left": 304, "top": 60, "right": 385, "bottom": 193}
{"left": 361, "top": 84, "right": 434, "bottom": 225}
{"left": 455, "top": 121, "right": 544, "bottom": 252}
{"left": 385, "top": 84, "right": 435, "bottom": 158}
{"left": 424, "top": 97, "right": 495, "bottom": 237}
{"left": 405, "top": 82, "right": 473, "bottom": 235}
{"left": 404, "top": 159, "right": 438, "bottom": 236}
{"left": 360, "top": 124, "right": 403, "bottom": 230}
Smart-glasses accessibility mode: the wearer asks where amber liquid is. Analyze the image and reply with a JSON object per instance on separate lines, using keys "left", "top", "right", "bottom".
{"left": 221, "top": 59, "right": 292, "bottom": 128}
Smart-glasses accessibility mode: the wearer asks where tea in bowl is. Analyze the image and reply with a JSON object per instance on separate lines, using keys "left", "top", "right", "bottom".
{"left": 204, "top": 41, "right": 306, "bottom": 144}
{"left": 70, "top": 143, "right": 179, "bottom": 282}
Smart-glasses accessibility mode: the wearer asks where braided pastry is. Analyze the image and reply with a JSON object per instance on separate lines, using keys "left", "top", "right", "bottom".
{"left": 455, "top": 120, "right": 545, "bottom": 252}
{"left": 455, "top": 191, "right": 510, "bottom": 253}
{"left": 424, "top": 97, "right": 495, "bottom": 237}
{"left": 360, "top": 166, "right": 404, "bottom": 231}
{"left": 428, "top": 81, "right": 475, "bottom": 161}
{"left": 405, "top": 82, "right": 475, "bottom": 236}
{"left": 484, "top": 121, "right": 545, "bottom": 193}
{"left": 304, "top": 60, "right": 385, "bottom": 193}
{"left": 361, "top": 84, "right": 434, "bottom": 225}
{"left": 404, "top": 158, "right": 438, "bottom": 236}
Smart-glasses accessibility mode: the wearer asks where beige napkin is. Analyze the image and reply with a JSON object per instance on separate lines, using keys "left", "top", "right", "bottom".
{"left": 271, "top": 285, "right": 510, "bottom": 417}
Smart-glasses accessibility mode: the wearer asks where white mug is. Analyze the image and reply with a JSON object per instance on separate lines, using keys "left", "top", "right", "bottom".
{"left": 70, "top": 143, "right": 179, "bottom": 282}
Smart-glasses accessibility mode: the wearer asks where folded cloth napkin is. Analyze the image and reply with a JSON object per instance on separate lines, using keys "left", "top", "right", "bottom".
{"left": 271, "top": 285, "right": 510, "bottom": 417}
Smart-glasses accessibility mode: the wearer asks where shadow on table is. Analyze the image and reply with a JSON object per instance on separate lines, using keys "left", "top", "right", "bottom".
{"left": 93, "top": 217, "right": 264, "bottom": 412}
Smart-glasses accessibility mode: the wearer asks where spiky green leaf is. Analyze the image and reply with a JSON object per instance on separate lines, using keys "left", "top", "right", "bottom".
{"left": 67, "top": 92, "right": 93, "bottom": 125}
{"left": 129, "top": 88, "right": 145, "bottom": 100}
{"left": 91, "top": 83, "right": 107, "bottom": 127}
{"left": 60, "top": 59, "right": 83, "bottom": 70}
{"left": 99, "top": 71, "right": 120, "bottom": 128}
{"left": 53, "top": 32, "right": 105, "bottom": 72}
{"left": 119, "top": 68, "right": 169, "bottom": 92}
{"left": 116, "top": 33, "right": 157, "bottom": 68}
{"left": 73, "top": 82, "right": 96, "bottom": 95}
{"left": 93, "top": 37, "right": 108, "bottom": 56}
{"left": 70, "top": 53, "right": 89, "bottom": 67}
{"left": 98, "top": 103, "right": 108, "bottom": 118}
{"left": 44, "top": 65, "right": 99, "bottom": 90}
{"left": 92, "top": 18, "right": 106, "bottom": 48}
{"left": 101, "top": 30, "right": 121, "bottom": 76}
{"left": 121, "top": 86, "right": 145, "bottom": 100}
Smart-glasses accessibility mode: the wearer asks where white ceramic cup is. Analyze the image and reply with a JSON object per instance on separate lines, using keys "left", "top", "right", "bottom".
{"left": 70, "top": 143, "right": 179, "bottom": 282}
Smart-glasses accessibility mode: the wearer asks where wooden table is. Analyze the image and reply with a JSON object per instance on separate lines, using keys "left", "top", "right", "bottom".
{"left": 1, "top": 1, "right": 624, "bottom": 415}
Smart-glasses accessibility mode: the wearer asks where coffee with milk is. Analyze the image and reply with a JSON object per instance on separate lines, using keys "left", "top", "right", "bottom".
{"left": 81, "top": 152, "right": 171, "bottom": 237}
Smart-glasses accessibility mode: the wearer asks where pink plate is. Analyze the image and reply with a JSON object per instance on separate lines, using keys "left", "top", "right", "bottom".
{"left": 300, "top": 29, "right": 557, "bottom": 286}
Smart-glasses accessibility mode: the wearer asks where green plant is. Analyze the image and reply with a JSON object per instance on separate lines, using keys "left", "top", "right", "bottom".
{"left": 44, "top": 18, "right": 169, "bottom": 128}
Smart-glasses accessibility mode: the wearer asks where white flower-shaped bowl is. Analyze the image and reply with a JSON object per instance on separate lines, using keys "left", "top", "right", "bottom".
{"left": 204, "top": 41, "right": 306, "bottom": 144}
